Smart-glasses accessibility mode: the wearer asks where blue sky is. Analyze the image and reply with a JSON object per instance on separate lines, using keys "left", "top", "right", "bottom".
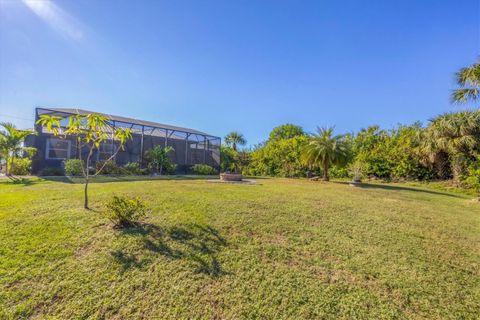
{"left": 0, "top": 0, "right": 478, "bottom": 145}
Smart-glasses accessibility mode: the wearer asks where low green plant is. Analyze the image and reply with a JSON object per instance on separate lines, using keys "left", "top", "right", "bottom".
{"left": 191, "top": 164, "right": 216, "bottom": 175}
{"left": 463, "top": 164, "right": 480, "bottom": 199}
{"left": 349, "top": 161, "right": 365, "bottom": 182}
{"left": 106, "top": 195, "right": 147, "bottom": 227}
{"left": 164, "top": 163, "right": 177, "bottom": 175}
{"left": 64, "top": 159, "right": 83, "bottom": 176}
{"left": 9, "top": 158, "right": 32, "bottom": 175}
{"left": 124, "top": 162, "right": 142, "bottom": 175}
{"left": 96, "top": 160, "right": 125, "bottom": 175}
{"left": 329, "top": 165, "right": 350, "bottom": 179}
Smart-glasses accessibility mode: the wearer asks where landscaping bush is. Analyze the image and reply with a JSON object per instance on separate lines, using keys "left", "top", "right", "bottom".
{"left": 96, "top": 160, "right": 125, "bottom": 175}
{"left": 106, "top": 195, "right": 147, "bottom": 227}
{"left": 124, "top": 162, "right": 142, "bottom": 175}
{"left": 39, "top": 166, "right": 64, "bottom": 176}
{"left": 10, "top": 158, "right": 32, "bottom": 175}
{"left": 192, "top": 164, "right": 216, "bottom": 175}
{"left": 463, "top": 163, "right": 480, "bottom": 194}
{"left": 329, "top": 165, "right": 350, "bottom": 179}
{"left": 164, "top": 163, "right": 177, "bottom": 175}
{"left": 64, "top": 159, "right": 83, "bottom": 176}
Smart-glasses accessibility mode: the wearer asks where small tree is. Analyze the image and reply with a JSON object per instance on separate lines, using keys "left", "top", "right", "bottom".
{"left": 301, "top": 127, "right": 350, "bottom": 181}
{"left": 145, "top": 145, "right": 174, "bottom": 175}
{"left": 0, "top": 122, "right": 36, "bottom": 176}
{"left": 37, "top": 113, "right": 132, "bottom": 209}
{"left": 349, "top": 160, "right": 365, "bottom": 182}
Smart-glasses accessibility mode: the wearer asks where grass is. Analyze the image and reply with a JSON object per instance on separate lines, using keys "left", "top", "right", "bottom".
{"left": 0, "top": 177, "right": 479, "bottom": 319}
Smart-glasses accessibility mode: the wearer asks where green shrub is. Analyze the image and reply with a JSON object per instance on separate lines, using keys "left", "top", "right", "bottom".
{"left": 463, "top": 163, "right": 480, "bottom": 192}
{"left": 164, "top": 163, "right": 177, "bottom": 175}
{"left": 64, "top": 159, "right": 83, "bottom": 176}
{"left": 96, "top": 160, "right": 125, "bottom": 175}
{"left": 10, "top": 158, "right": 32, "bottom": 175}
{"left": 39, "top": 166, "right": 64, "bottom": 176}
{"left": 191, "top": 164, "right": 216, "bottom": 175}
{"left": 106, "top": 195, "right": 147, "bottom": 227}
{"left": 124, "top": 162, "right": 142, "bottom": 175}
{"left": 329, "top": 165, "right": 350, "bottom": 179}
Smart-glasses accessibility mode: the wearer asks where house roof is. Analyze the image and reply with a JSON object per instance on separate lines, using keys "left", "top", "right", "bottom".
{"left": 37, "top": 107, "right": 216, "bottom": 137}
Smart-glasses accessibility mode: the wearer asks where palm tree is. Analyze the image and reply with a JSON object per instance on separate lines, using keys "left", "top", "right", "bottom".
{"left": 0, "top": 122, "right": 35, "bottom": 176}
{"left": 422, "top": 111, "right": 480, "bottom": 182}
{"left": 224, "top": 131, "right": 246, "bottom": 151}
{"left": 145, "top": 145, "right": 174, "bottom": 175}
{"left": 301, "top": 127, "right": 350, "bottom": 181}
{"left": 452, "top": 60, "right": 480, "bottom": 104}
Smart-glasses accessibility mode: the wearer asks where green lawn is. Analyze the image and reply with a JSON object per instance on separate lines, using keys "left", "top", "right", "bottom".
{"left": 0, "top": 177, "right": 479, "bottom": 319}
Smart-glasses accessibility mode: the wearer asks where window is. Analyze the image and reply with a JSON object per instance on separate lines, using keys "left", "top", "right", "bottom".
{"left": 46, "top": 138, "right": 71, "bottom": 160}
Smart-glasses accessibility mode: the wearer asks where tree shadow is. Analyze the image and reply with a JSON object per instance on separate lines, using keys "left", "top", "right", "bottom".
{"left": 110, "top": 250, "right": 149, "bottom": 272}
{"left": 40, "top": 175, "right": 220, "bottom": 184}
{"left": 110, "top": 223, "right": 228, "bottom": 277}
{"left": 333, "top": 181, "right": 463, "bottom": 198}
{"left": 0, "top": 177, "right": 40, "bottom": 186}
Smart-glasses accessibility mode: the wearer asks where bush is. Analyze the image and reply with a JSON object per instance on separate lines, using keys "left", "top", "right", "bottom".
{"left": 10, "top": 158, "right": 32, "bottom": 175}
{"left": 329, "top": 165, "right": 350, "bottom": 179}
{"left": 124, "top": 162, "right": 142, "bottom": 175}
{"left": 191, "top": 164, "right": 216, "bottom": 175}
{"left": 96, "top": 160, "right": 125, "bottom": 175}
{"left": 39, "top": 166, "right": 64, "bottom": 176}
{"left": 64, "top": 159, "right": 83, "bottom": 176}
{"left": 463, "top": 163, "right": 480, "bottom": 193}
{"left": 164, "top": 163, "right": 177, "bottom": 175}
{"left": 106, "top": 195, "right": 147, "bottom": 227}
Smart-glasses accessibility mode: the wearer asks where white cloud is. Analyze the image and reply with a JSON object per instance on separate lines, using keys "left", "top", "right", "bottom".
{"left": 21, "top": 0, "right": 84, "bottom": 41}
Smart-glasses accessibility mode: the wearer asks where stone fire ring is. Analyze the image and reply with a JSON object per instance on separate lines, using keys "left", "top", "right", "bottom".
{"left": 220, "top": 173, "right": 243, "bottom": 181}
{"left": 208, "top": 173, "right": 257, "bottom": 184}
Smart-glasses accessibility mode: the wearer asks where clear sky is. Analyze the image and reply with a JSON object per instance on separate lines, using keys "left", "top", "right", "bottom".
{"left": 0, "top": 0, "right": 478, "bottom": 145}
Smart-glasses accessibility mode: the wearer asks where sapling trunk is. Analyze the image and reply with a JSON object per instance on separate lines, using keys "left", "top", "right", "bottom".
{"left": 84, "top": 177, "right": 89, "bottom": 209}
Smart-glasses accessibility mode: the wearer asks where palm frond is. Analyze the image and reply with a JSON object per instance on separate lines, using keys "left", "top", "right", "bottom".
{"left": 451, "top": 88, "right": 479, "bottom": 103}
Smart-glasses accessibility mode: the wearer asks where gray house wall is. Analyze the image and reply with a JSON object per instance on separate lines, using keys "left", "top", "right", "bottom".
{"left": 28, "top": 108, "right": 221, "bottom": 174}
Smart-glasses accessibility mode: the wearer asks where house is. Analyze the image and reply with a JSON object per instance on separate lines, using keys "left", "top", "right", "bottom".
{"left": 26, "top": 107, "right": 221, "bottom": 174}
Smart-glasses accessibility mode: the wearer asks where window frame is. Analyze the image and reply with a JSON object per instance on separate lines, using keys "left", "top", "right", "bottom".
{"left": 45, "top": 138, "right": 71, "bottom": 160}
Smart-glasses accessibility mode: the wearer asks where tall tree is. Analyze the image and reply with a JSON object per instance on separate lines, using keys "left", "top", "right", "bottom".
{"left": 224, "top": 131, "right": 246, "bottom": 151}
{"left": 37, "top": 113, "right": 132, "bottom": 209}
{"left": 452, "top": 59, "right": 480, "bottom": 105}
{"left": 268, "top": 124, "right": 305, "bottom": 141}
{"left": 0, "top": 122, "right": 36, "bottom": 176}
{"left": 301, "top": 127, "right": 350, "bottom": 181}
{"left": 145, "top": 145, "right": 174, "bottom": 175}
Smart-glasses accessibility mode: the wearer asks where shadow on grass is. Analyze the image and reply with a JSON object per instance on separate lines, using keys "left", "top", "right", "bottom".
{"left": 110, "top": 223, "right": 228, "bottom": 277}
{"left": 40, "top": 175, "right": 219, "bottom": 184}
{"left": 333, "top": 181, "right": 463, "bottom": 198}
{"left": 0, "top": 177, "right": 41, "bottom": 186}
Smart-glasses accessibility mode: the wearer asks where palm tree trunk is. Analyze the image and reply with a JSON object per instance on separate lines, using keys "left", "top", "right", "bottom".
{"left": 5, "top": 156, "right": 10, "bottom": 176}
{"left": 451, "top": 155, "right": 464, "bottom": 185}
{"left": 323, "top": 162, "right": 329, "bottom": 181}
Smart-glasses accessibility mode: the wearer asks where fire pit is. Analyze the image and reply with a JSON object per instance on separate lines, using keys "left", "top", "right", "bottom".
{"left": 220, "top": 173, "right": 243, "bottom": 182}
